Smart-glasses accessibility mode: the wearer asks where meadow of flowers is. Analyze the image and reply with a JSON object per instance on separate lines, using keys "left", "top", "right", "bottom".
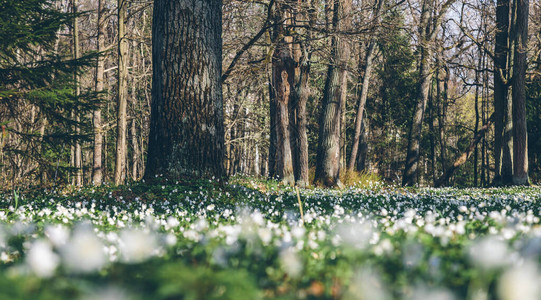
{"left": 1, "top": 178, "right": 541, "bottom": 299}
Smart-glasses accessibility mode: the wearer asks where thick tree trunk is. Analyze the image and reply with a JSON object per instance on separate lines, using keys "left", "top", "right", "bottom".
{"left": 314, "top": 0, "right": 350, "bottom": 187}
{"left": 347, "top": 0, "right": 382, "bottom": 173}
{"left": 270, "top": 2, "right": 295, "bottom": 185}
{"left": 512, "top": 0, "right": 529, "bottom": 185}
{"left": 114, "top": 0, "right": 128, "bottom": 185}
{"left": 295, "top": 61, "right": 310, "bottom": 187}
{"left": 92, "top": 0, "right": 105, "bottom": 185}
{"left": 493, "top": 0, "right": 511, "bottom": 185}
{"left": 289, "top": 0, "right": 314, "bottom": 187}
{"left": 338, "top": 0, "right": 351, "bottom": 174}
{"left": 145, "top": 0, "right": 225, "bottom": 180}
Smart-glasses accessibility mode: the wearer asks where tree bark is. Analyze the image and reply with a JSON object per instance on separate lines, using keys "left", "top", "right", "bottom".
{"left": 402, "top": 0, "right": 433, "bottom": 186}
{"left": 73, "top": 0, "right": 82, "bottom": 186}
{"left": 402, "top": 0, "right": 455, "bottom": 186}
{"left": 144, "top": 0, "right": 225, "bottom": 180}
{"left": 290, "top": 0, "right": 314, "bottom": 187}
{"left": 270, "top": 1, "right": 297, "bottom": 185}
{"left": 93, "top": 0, "right": 105, "bottom": 185}
{"left": 347, "top": 0, "right": 382, "bottom": 173}
{"left": 512, "top": 0, "right": 529, "bottom": 185}
{"left": 314, "top": 0, "right": 350, "bottom": 187}
{"left": 493, "top": 0, "right": 511, "bottom": 185}
{"left": 114, "top": 0, "right": 128, "bottom": 185}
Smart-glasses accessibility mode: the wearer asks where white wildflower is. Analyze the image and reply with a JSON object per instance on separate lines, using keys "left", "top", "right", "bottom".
{"left": 27, "top": 240, "right": 59, "bottom": 278}
{"left": 61, "top": 225, "right": 106, "bottom": 273}
{"left": 498, "top": 262, "right": 541, "bottom": 300}
{"left": 119, "top": 229, "right": 158, "bottom": 263}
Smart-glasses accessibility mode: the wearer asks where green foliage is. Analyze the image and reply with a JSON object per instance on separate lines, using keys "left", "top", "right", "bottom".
{"left": 0, "top": 0, "right": 97, "bottom": 186}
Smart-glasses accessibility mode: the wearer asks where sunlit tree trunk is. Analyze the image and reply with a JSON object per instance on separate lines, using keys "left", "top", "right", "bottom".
{"left": 114, "top": 0, "right": 128, "bottom": 185}
{"left": 145, "top": 0, "right": 225, "bottom": 180}
{"left": 348, "top": 0, "right": 382, "bottom": 174}
{"left": 314, "top": 0, "right": 350, "bottom": 187}
{"left": 72, "top": 0, "right": 82, "bottom": 186}
{"left": 290, "top": 0, "right": 314, "bottom": 187}
{"left": 93, "top": 0, "right": 105, "bottom": 185}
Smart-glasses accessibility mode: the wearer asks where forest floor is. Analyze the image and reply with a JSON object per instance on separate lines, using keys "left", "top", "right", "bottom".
{"left": 0, "top": 177, "right": 540, "bottom": 299}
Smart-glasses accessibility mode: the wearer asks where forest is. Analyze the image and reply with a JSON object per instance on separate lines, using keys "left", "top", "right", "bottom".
{"left": 2, "top": 0, "right": 541, "bottom": 299}
{"left": 2, "top": 0, "right": 540, "bottom": 188}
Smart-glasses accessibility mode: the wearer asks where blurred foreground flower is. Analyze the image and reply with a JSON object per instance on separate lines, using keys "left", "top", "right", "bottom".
{"left": 468, "top": 236, "right": 509, "bottom": 270}
{"left": 61, "top": 224, "right": 106, "bottom": 273}
{"left": 119, "top": 229, "right": 158, "bottom": 263}
{"left": 27, "top": 240, "right": 59, "bottom": 278}
{"left": 498, "top": 262, "right": 541, "bottom": 300}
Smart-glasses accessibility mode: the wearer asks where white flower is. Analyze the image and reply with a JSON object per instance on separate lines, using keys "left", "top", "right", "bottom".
{"left": 498, "top": 262, "right": 541, "bottom": 300}
{"left": 119, "top": 229, "right": 158, "bottom": 263}
{"left": 61, "top": 225, "right": 106, "bottom": 273}
{"left": 469, "top": 236, "right": 510, "bottom": 270}
{"left": 336, "top": 220, "right": 373, "bottom": 249}
{"left": 410, "top": 286, "right": 455, "bottom": 300}
{"left": 257, "top": 228, "right": 272, "bottom": 245}
{"left": 45, "top": 224, "right": 70, "bottom": 247}
{"left": 344, "top": 268, "right": 389, "bottom": 300}
{"left": 279, "top": 248, "right": 303, "bottom": 278}
{"left": 80, "top": 286, "right": 130, "bottom": 300}
{"left": 165, "top": 233, "right": 177, "bottom": 246}
{"left": 27, "top": 240, "right": 59, "bottom": 278}
{"left": 166, "top": 217, "right": 180, "bottom": 229}
{"left": 291, "top": 226, "right": 305, "bottom": 239}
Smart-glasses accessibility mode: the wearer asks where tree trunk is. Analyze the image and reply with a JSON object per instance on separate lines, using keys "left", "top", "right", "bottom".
{"left": 73, "top": 0, "right": 82, "bottom": 186}
{"left": 144, "top": 0, "right": 225, "bottom": 180}
{"left": 512, "top": 0, "right": 529, "bottom": 185}
{"left": 270, "top": 2, "right": 295, "bottom": 185}
{"left": 114, "top": 0, "right": 128, "bottom": 185}
{"left": 438, "top": 66, "right": 449, "bottom": 176}
{"left": 493, "top": 0, "right": 511, "bottom": 185}
{"left": 131, "top": 118, "right": 138, "bottom": 181}
{"left": 93, "top": 0, "right": 105, "bottom": 185}
{"left": 402, "top": 0, "right": 433, "bottom": 186}
{"left": 289, "top": 0, "right": 315, "bottom": 187}
{"left": 347, "top": 0, "right": 382, "bottom": 173}
{"left": 314, "top": 0, "right": 350, "bottom": 187}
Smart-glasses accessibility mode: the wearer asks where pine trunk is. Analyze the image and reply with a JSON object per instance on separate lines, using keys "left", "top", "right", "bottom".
{"left": 145, "top": 0, "right": 225, "bottom": 180}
